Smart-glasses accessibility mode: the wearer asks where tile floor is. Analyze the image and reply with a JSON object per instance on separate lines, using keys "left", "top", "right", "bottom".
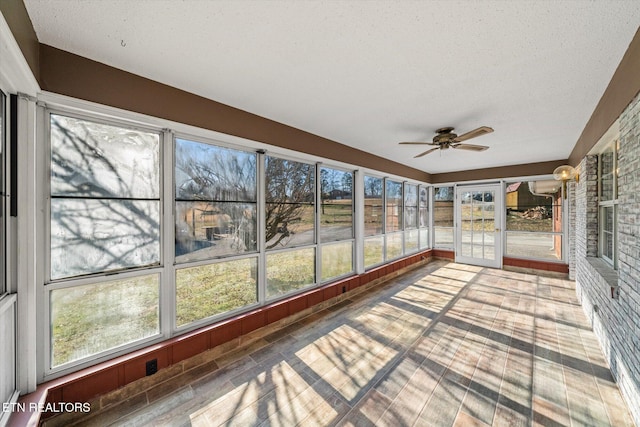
{"left": 63, "top": 261, "right": 635, "bottom": 426}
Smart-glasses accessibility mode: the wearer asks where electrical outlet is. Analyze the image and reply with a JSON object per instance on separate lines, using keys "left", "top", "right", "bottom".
{"left": 146, "top": 358, "right": 158, "bottom": 376}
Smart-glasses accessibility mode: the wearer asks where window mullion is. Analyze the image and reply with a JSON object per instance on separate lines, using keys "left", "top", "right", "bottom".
{"left": 257, "top": 151, "right": 266, "bottom": 304}
{"left": 354, "top": 170, "right": 365, "bottom": 274}
{"left": 162, "top": 129, "right": 175, "bottom": 337}
{"left": 315, "top": 163, "right": 321, "bottom": 285}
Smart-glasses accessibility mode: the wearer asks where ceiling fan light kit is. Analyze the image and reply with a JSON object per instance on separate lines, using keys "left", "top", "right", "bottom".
{"left": 400, "top": 126, "right": 493, "bottom": 157}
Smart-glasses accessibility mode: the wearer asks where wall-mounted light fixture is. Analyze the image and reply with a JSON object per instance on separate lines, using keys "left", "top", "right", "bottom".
{"left": 553, "top": 165, "right": 579, "bottom": 198}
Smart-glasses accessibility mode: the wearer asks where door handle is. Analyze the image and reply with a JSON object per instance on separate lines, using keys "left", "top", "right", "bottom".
{"left": 495, "top": 228, "right": 501, "bottom": 232}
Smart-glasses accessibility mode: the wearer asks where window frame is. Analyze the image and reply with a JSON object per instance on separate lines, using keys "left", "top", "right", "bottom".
{"left": 174, "top": 136, "right": 259, "bottom": 264}
{"left": 418, "top": 185, "right": 430, "bottom": 250}
{"left": 264, "top": 154, "right": 316, "bottom": 251}
{"left": 503, "top": 177, "right": 564, "bottom": 263}
{"left": 384, "top": 178, "right": 404, "bottom": 261}
{"left": 39, "top": 94, "right": 433, "bottom": 379}
{"left": 173, "top": 134, "right": 261, "bottom": 329}
{"left": 44, "top": 107, "right": 166, "bottom": 377}
{"left": 433, "top": 185, "right": 455, "bottom": 249}
{"left": 403, "top": 182, "right": 420, "bottom": 254}
{"left": 0, "top": 90, "right": 6, "bottom": 297}
{"left": 318, "top": 164, "right": 355, "bottom": 283}
{"left": 598, "top": 139, "right": 619, "bottom": 268}
{"left": 363, "top": 174, "right": 386, "bottom": 269}
{"left": 46, "top": 109, "right": 163, "bottom": 282}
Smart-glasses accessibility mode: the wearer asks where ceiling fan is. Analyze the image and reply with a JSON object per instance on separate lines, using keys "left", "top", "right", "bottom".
{"left": 400, "top": 126, "right": 493, "bottom": 158}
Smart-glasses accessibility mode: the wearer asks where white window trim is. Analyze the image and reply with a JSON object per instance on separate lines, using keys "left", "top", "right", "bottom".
{"left": 318, "top": 164, "right": 356, "bottom": 283}
{"left": 432, "top": 185, "right": 455, "bottom": 250}
{"left": 502, "top": 176, "right": 565, "bottom": 263}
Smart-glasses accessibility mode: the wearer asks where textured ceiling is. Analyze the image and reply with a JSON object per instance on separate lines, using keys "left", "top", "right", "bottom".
{"left": 23, "top": 0, "right": 640, "bottom": 174}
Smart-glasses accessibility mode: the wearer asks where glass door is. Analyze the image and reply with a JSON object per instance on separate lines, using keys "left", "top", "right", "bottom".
{"left": 455, "top": 184, "right": 502, "bottom": 268}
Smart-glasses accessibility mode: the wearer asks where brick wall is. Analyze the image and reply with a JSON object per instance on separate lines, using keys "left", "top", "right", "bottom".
{"left": 573, "top": 92, "right": 640, "bottom": 425}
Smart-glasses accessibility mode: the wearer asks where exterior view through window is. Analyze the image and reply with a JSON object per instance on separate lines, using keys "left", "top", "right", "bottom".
{"left": 505, "top": 179, "right": 563, "bottom": 261}
{"left": 49, "top": 113, "right": 161, "bottom": 367}
{"left": 265, "top": 156, "right": 316, "bottom": 298}
{"left": 174, "top": 138, "right": 258, "bottom": 327}
{"left": 404, "top": 183, "right": 419, "bottom": 253}
{"left": 320, "top": 167, "right": 354, "bottom": 281}
{"left": 363, "top": 175, "right": 384, "bottom": 268}
{"left": 385, "top": 179, "right": 403, "bottom": 259}
{"left": 433, "top": 186, "right": 454, "bottom": 248}
{"left": 419, "top": 186, "right": 429, "bottom": 249}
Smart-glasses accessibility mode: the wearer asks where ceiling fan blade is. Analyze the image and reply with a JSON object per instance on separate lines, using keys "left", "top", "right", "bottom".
{"left": 451, "top": 143, "right": 489, "bottom": 151}
{"left": 454, "top": 126, "right": 493, "bottom": 142}
{"left": 399, "top": 141, "right": 435, "bottom": 145}
{"left": 414, "top": 147, "right": 440, "bottom": 158}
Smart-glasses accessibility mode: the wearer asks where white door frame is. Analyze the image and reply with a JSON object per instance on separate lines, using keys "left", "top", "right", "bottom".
{"left": 455, "top": 183, "right": 503, "bottom": 269}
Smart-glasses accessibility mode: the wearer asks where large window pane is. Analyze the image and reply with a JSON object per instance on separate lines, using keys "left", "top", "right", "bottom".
{"left": 175, "top": 139, "right": 257, "bottom": 262}
{"left": 320, "top": 167, "right": 353, "bottom": 242}
{"left": 266, "top": 248, "right": 315, "bottom": 298}
{"left": 419, "top": 186, "right": 429, "bottom": 228}
{"left": 433, "top": 187, "right": 453, "bottom": 249}
{"left": 404, "top": 183, "right": 418, "bottom": 230}
{"left": 504, "top": 179, "right": 564, "bottom": 262}
{"left": 386, "top": 180, "right": 403, "bottom": 232}
{"left": 175, "top": 202, "right": 256, "bottom": 263}
{"left": 321, "top": 241, "right": 354, "bottom": 281}
{"left": 386, "top": 232, "right": 403, "bottom": 260}
{"left": 265, "top": 157, "right": 315, "bottom": 250}
{"left": 505, "top": 233, "right": 562, "bottom": 260}
{"left": 175, "top": 139, "right": 256, "bottom": 202}
{"left": 434, "top": 186, "right": 453, "bottom": 228}
{"left": 434, "top": 227, "right": 454, "bottom": 248}
{"left": 51, "top": 199, "right": 160, "bottom": 279}
{"left": 419, "top": 228, "right": 429, "bottom": 249}
{"left": 51, "top": 274, "right": 160, "bottom": 367}
{"left": 505, "top": 181, "right": 562, "bottom": 232}
{"left": 265, "top": 203, "right": 315, "bottom": 248}
{"left": 601, "top": 206, "right": 615, "bottom": 262}
{"left": 50, "top": 114, "right": 161, "bottom": 280}
{"left": 51, "top": 114, "right": 159, "bottom": 199}
{"left": 404, "top": 229, "right": 419, "bottom": 253}
{"left": 176, "top": 258, "right": 258, "bottom": 327}
{"left": 364, "top": 236, "right": 384, "bottom": 268}
{"left": 364, "top": 176, "right": 383, "bottom": 236}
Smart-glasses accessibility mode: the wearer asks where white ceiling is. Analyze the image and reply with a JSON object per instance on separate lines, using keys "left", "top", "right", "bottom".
{"left": 23, "top": 0, "right": 640, "bottom": 174}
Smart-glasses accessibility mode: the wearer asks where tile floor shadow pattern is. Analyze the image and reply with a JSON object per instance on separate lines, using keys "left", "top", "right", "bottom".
{"left": 67, "top": 261, "right": 634, "bottom": 426}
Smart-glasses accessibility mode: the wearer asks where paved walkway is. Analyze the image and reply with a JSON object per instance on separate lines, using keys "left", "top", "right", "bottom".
{"left": 69, "top": 261, "right": 635, "bottom": 426}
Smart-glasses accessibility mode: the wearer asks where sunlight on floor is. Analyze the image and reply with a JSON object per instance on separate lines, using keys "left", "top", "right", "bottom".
{"left": 295, "top": 324, "right": 398, "bottom": 402}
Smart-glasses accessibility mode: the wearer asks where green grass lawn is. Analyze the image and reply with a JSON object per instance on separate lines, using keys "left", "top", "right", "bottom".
{"left": 266, "top": 248, "right": 315, "bottom": 298}
{"left": 51, "top": 274, "right": 159, "bottom": 366}
{"left": 176, "top": 258, "right": 258, "bottom": 326}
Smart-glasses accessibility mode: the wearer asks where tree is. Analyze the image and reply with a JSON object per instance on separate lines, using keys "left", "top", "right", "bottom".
{"left": 265, "top": 157, "right": 315, "bottom": 249}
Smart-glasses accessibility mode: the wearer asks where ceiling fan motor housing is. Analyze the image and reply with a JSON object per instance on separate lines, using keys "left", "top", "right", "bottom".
{"left": 433, "top": 127, "right": 458, "bottom": 144}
